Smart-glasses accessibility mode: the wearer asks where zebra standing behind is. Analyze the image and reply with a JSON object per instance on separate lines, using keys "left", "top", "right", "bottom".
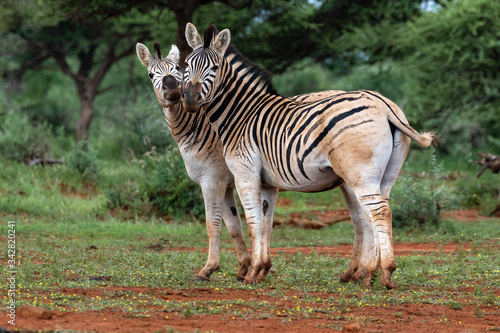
{"left": 181, "top": 23, "right": 439, "bottom": 289}
{"left": 136, "top": 41, "right": 342, "bottom": 282}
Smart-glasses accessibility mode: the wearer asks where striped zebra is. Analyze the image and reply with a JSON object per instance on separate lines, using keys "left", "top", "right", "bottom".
{"left": 136, "top": 41, "right": 341, "bottom": 282}
{"left": 181, "top": 23, "right": 440, "bottom": 289}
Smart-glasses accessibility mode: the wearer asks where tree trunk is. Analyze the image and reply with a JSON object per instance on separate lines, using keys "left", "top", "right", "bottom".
{"left": 76, "top": 95, "right": 95, "bottom": 142}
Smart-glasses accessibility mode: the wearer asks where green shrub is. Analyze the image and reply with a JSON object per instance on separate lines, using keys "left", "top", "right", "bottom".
{"left": 391, "top": 175, "right": 442, "bottom": 228}
{"left": 449, "top": 300, "right": 462, "bottom": 310}
{"left": 273, "top": 59, "right": 336, "bottom": 96}
{"left": 105, "top": 183, "right": 146, "bottom": 213}
{"left": 105, "top": 147, "right": 205, "bottom": 220}
{"left": 0, "top": 109, "right": 53, "bottom": 162}
{"left": 96, "top": 93, "right": 174, "bottom": 158}
{"left": 67, "top": 140, "right": 100, "bottom": 180}
{"left": 141, "top": 148, "right": 205, "bottom": 220}
{"left": 391, "top": 150, "right": 452, "bottom": 228}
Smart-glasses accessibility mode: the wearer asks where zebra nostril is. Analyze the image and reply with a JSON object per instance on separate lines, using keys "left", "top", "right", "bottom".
{"left": 196, "top": 94, "right": 203, "bottom": 102}
{"left": 163, "top": 75, "right": 178, "bottom": 90}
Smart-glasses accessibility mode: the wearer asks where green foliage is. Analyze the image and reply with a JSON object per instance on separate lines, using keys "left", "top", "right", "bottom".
{"left": 331, "top": 0, "right": 500, "bottom": 152}
{"left": 273, "top": 59, "right": 336, "bottom": 96}
{"left": 106, "top": 147, "right": 205, "bottom": 220}
{"left": 140, "top": 148, "right": 205, "bottom": 220}
{"left": 95, "top": 92, "right": 174, "bottom": 158}
{"left": 391, "top": 175, "right": 442, "bottom": 228}
{"left": 395, "top": 0, "right": 500, "bottom": 151}
{"left": 104, "top": 183, "right": 145, "bottom": 213}
{"left": 67, "top": 140, "right": 100, "bottom": 180}
{"left": 391, "top": 150, "right": 449, "bottom": 228}
{"left": 324, "top": 62, "right": 406, "bottom": 102}
{"left": 448, "top": 300, "right": 462, "bottom": 310}
{"left": 199, "top": 0, "right": 423, "bottom": 74}
{"left": 0, "top": 108, "right": 53, "bottom": 162}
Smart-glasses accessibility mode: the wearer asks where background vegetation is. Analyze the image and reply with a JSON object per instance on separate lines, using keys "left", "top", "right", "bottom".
{"left": 1, "top": 0, "right": 499, "bottom": 224}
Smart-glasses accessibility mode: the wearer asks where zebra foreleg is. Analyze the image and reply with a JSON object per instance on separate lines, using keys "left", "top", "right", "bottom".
{"left": 256, "top": 186, "right": 279, "bottom": 281}
{"left": 195, "top": 184, "right": 225, "bottom": 281}
{"left": 221, "top": 187, "right": 251, "bottom": 282}
{"left": 234, "top": 177, "right": 269, "bottom": 284}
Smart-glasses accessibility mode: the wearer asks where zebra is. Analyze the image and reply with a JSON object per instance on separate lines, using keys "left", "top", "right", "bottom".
{"left": 181, "top": 23, "right": 440, "bottom": 289}
{"left": 136, "top": 42, "right": 250, "bottom": 282}
{"left": 136, "top": 41, "right": 341, "bottom": 282}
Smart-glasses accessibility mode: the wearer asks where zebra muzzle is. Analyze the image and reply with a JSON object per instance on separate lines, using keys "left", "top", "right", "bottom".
{"left": 182, "top": 82, "right": 204, "bottom": 113}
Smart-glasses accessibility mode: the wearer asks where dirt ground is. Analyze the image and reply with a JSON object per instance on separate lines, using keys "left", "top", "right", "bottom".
{"left": 2, "top": 210, "right": 499, "bottom": 333}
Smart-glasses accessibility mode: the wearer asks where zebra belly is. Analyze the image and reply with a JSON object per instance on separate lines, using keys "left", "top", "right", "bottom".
{"left": 261, "top": 161, "right": 343, "bottom": 193}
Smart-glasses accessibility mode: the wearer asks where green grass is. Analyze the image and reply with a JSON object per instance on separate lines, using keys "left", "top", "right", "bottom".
{"left": 2, "top": 215, "right": 499, "bottom": 288}
{"left": 0, "top": 155, "right": 499, "bottom": 325}
{"left": 1, "top": 219, "right": 499, "bottom": 319}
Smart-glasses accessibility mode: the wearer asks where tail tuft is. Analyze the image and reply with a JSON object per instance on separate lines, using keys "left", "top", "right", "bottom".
{"left": 418, "top": 132, "right": 441, "bottom": 147}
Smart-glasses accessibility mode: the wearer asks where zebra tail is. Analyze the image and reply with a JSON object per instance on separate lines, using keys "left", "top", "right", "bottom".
{"left": 379, "top": 94, "right": 441, "bottom": 148}
{"left": 389, "top": 118, "right": 440, "bottom": 148}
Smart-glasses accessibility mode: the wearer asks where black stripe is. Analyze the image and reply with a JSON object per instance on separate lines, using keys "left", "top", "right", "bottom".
{"left": 365, "top": 201, "right": 386, "bottom": 206}
{"left": 362, "top": 90, "right": 410, "bottom": 130}
{"left": 298, "top": 106, "right": 370, "bottom": 179}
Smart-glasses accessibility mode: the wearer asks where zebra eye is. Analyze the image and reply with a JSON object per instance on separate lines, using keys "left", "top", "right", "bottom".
{"left": 148, "top": 73, "right": 154, "bottom": 79}
{"left": 175, "top": 65, "right": 181, "bottom": 71}
{"left": 211, "top": 65, "right": 219, "bottom": 71}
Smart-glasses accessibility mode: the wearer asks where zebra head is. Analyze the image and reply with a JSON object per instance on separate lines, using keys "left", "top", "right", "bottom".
{"left": 136, "top": 42, "right": 182, "bottom": 108}
{"left": 182, "top": 23, "right": 231, "bottom": 114}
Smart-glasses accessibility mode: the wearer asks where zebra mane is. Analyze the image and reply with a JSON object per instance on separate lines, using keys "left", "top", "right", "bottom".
{"left": 225, "top": 44, "right": 278, "bottom": 95}
{"left": 204, "top": 24, "right": 217, "bottom": 49}
{"left": 153, "top": 43, "right": 162, "bottom": 59}
{"left": 202, "top": 24, "right": 277, "bottom": 95}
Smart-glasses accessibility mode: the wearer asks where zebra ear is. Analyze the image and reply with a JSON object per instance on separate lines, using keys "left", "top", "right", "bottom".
{"left": 185, "top": 23, "right": 203, "bottom": 50}
{"left": 167, "top": 44, "right": 180, "bottom": 63}
{"left": 136, "top": 43, "right": 153, "bottom": 67}
{"left": 213, "top": 29, "right": 231, "bottom": 55}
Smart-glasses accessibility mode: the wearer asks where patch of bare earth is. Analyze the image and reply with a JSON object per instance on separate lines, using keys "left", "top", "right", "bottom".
{"left": 2, "top": 285, "right": 499, "bottom": 333}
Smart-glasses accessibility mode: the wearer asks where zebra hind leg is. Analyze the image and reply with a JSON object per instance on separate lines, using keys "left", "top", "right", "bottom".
{"left": 339, "top": 185, "right": 376, "bottom": 286}
{"left": 339, "top": 185, "right": 362, "bottom": 282}
{"left": 376, "top": 129, "right": 411, "bottom": 288}
{"left": 356, "top": 190, "right": 396, "bottom": 289}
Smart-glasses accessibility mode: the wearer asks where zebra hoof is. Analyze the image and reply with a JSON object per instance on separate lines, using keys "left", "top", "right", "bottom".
{"left": 194, "top": 275, "right": 210, "bottom": 282}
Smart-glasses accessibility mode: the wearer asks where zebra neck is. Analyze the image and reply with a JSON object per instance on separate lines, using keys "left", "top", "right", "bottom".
{"left": 205, "top": 62, "right": 279, "bottom": 144}
{"left": 163, "top": 104, "right": 215, "bottom": 150}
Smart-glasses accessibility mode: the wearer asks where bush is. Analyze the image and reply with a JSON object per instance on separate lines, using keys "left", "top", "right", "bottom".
{"left": 0, "top": 109, "right": 53, "bottom": 162}
{"left": 273, "top": 59, "right": 336, "bottom": 96}
{"left": 96, "top": 93, "right": 174, "bottom": 159}
{"left": 391, "top": 175, "right": 442, "bottom": 228}
{"left": 67, "top": 140, "right": 100, "bottom": 180}
{"left": 140, "top": 148, "right": 205, "bottom": 220}
{"left": 105, "top": 183, "right": 146, "bottom": 213}
{"left": 105, "top": 147, "right": 205, "bottom": 220}
{"left": 391, "top": 150, "right": 452, "bottom": 228}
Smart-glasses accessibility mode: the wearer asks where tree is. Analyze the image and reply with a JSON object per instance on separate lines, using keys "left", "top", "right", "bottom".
{"left": 1, "top": 0, "right": 427, "bottom": 143}
{"left": 392, "top": 0, "right": 500, "bottom": 150}
{"left": 0, "top": 0, "right": 249, "bottom": 142}
{"left": 191, "top": 0, "right": 425, "bottom": 74}
{"left": 161, "top": 0, "right": 251, "bottom": 64}
{"left": 1, "top": 0, "right": 158, "bottom": 141}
